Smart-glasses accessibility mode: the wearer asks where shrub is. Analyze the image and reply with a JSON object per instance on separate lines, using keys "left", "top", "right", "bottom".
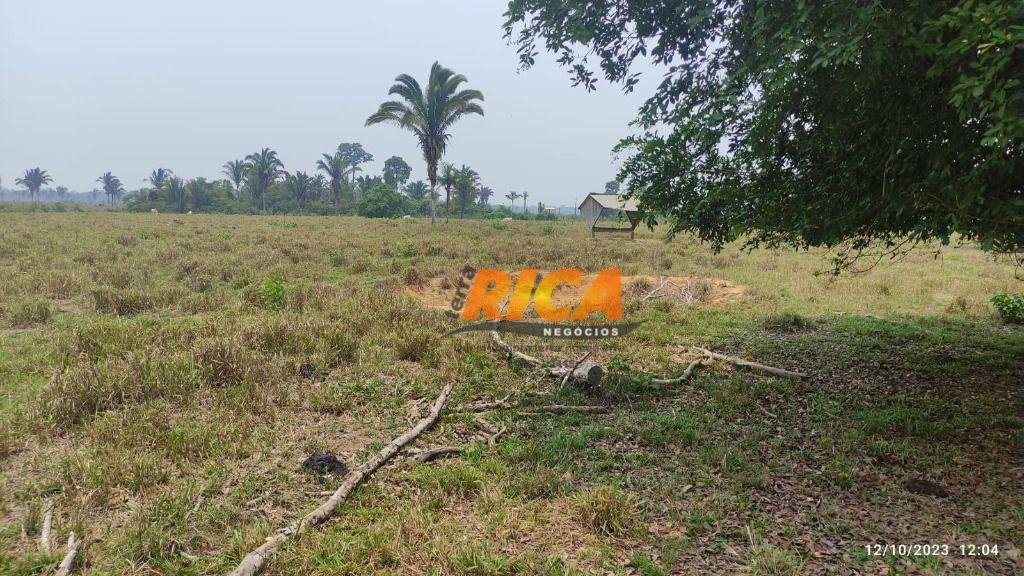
{"left": 992, "top": 293, "right": 1024, "bottom": 324}
{"left": 255, "top": 275, "right": 287, "bottom": 310}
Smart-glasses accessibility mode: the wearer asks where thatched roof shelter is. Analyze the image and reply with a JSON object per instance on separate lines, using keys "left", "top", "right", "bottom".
{"left": 577, "top": 193, "right": 641, "bottom": 239}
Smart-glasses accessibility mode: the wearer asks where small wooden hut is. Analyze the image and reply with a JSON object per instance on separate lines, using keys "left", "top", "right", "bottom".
{"left": 578, "top": 193, "right": 641, "bottom": 239}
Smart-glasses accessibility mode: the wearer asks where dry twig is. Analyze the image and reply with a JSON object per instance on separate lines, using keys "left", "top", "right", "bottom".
{"left": 228, "top": 381, "right": 456, "bottom": 576}
{"left": 652, "top": 358, "right": 703, "bottom": 385}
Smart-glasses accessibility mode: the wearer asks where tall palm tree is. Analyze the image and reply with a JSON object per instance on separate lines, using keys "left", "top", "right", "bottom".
{"left": 479, "top": 186, "right": 494, "bottom": 206}
{"left": 316, "top": 151, "right": 352, "bottom": 211}
{"left": 147, "top": 168, "right": 173, "bottom": 201}
{"left": 96, "top": 172, "right": 124, "bottom": 205}
{"left": 521, "top": 191, "right": 530, "bottom": 214}
{"left": 167, "top": 177, "right": 186, "bottom": 213}
{"left": 312, "top": 173, "right": 327, "bottom": 202}
{"left": 186, "top": 178, "right": 210, "bottom": 211}
{"left": 284, "top": 171, "right": 315, "bottom": 209}
{"left": 15, "top": 168, "right": 52, "bottom": 203}
{"left": 147, "top": 168, "right": 173, "bottom": 189}
{"left": 455, "top": 165, "right": 480, "bottom": 218}
{"left": 505, "top": 191, "right": 519, "bottom": 211}
{"left": 440, "top": 163, "right": 457, "bottom": 221}
{"left": 404, "top": 180, "right": 429, "bottom": 201}
{"left": 244, "top": 148, "right": 284, "bottom": 212}
{"left": 365, "top": 61, "right": 484, "bottom": 224}
{"left": 222, "top": 160, "right": 246, "bottom": 196}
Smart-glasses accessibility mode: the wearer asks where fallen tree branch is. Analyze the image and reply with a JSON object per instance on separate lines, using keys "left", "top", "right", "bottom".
{"left": 461, "top": 392, "right": 515, "bottom": 412}
{"left": 520, "top": 404, "right": 609, "bottom": 415}
{"left": 39, "top": 502, "right": 54, "bottom": 553}
{"left": 642, "top": 277, "right": 669, "bottom": 300}
{"left": 473, "top": 416, "right": 499, "bottom": 436}
{"left": 55, "top": 531, "right": 79, "bottom": 576}
{"left": 408, "top": 419, "right": 507, "bottom": 464}
{"left": 652, "top": 358, "right": 703, "bottom": 385}
{"left": 407, "top": 446, "right": 463, "bottom": 464}
{"left": 694, "top": 347, "right": 807, "bottom": 380}
{"left": 491, "top": 330, "right": 602, "bottom": 388}
{"left": 228, "top": 381, "right": 456, "bottom": 576}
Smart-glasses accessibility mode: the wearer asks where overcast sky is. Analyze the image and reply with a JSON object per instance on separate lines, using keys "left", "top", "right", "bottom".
{"left": 0, "top": 0, "right": 656, "bottom": 207}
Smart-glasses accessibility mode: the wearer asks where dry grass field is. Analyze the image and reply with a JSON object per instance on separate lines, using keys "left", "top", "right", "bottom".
{"left": 1, "top": 212, "right": 1022, "bottom": 575}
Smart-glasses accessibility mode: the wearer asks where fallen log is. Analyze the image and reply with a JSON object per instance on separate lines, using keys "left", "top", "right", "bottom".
{"left": 55, "top": 532, "right": 79, "bottom": 576}
{"left": 693, "top": 347, "right": 807, "bottom": 380}
{"left": 227, "top": 381, "right": 456, "bottom": 576}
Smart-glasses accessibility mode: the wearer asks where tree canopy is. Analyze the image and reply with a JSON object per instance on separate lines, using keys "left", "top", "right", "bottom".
{"left": 504, "top": 0, "right": 1024, "bottom": 266}
{"left": 366, "top": 61, "right": 485, "bottom": 223}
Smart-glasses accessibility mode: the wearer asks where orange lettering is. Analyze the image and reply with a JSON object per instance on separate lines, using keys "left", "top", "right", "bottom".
{"left": 570, "top": 269, "right": 622, "bottom": 320}
{"left": 533, "top": 268, "right": 582, "bottom": 322}
{"left": 461, "top": 269, "right": 511, "bottom": 320}
{"left": 505, "top": 269, "right": 539, "bottom": 320}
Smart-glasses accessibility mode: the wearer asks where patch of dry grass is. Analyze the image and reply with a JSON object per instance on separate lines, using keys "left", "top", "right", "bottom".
{"left": 0, "top": 212, "right": 1020, "bottom": 575}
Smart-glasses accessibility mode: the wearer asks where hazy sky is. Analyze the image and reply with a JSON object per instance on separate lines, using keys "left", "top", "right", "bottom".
{"left": 0, "top": 1, "right": 656, "bottom": 206}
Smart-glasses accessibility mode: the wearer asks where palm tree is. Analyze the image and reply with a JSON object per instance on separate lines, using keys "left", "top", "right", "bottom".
{"left": 521, "top": 191, "right": 530, "bottom": 214}
{"left": 147, "top": 168, "right": 173, "bottom": 189}
{"left": 15, "top": 168, "right": 52, "bottom": 203}
{"left": 312, "top": 173, "right": 327, "bottom": 202}
{"left": 96, "top": 172, "right": 124, "bottom": 205}
{"left": 479, "top": 186, "right": 494, "bottom": 206}
{"left": 455, "top": 165, "right": 480, "bottom": 218}
{"left": 147, "top": 168, "right": 173, "bottom": 201}
{"left": 244, "top": 148, "right": 284, "bottom": 212}
{"left": 186, "top": 178, "right": 210, "bottom": 211}
{"left": 222, "top": 160, "right": 246, "bottom": 196}
{"left": 440, "top": 163, "right": 457, "bottom": 221}
{"left": 404, "top": 180, "right": 429, "bottom": 201}
{"left": 366, "top": 61, "right": 485, "bottom": 224}
{"left": 316, "top": 151, "right": 352, "bottom": 211}
{"left": 505, "top": 191, "right": 519, "bottom": 211}
{"left": 167, "top": 177, "right": 186, "bottom": 213}
{"left": 284, "top": 171, "right": 315, "bottom": 209}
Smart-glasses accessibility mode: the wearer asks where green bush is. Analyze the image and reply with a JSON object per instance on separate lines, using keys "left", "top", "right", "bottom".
{"left": 992, "top": 293, "right": 1024, "bottom": 324}
{"left": 256, "top": 276, "right": 287, "bottom": 311}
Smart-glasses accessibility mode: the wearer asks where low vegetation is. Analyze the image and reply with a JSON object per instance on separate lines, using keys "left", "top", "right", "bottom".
{"left": 0, "top": 212, "right": 1021, "bottom": 575}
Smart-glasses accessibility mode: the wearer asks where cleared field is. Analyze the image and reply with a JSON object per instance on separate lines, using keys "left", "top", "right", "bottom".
{"left": 1, "top": 212, "right": 1022, "bottom": 575}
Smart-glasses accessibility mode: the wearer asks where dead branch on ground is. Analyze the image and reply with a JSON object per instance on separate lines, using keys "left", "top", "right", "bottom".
{"left": 693, "top": 347, "right": 807, "bottom": 380}
{"left": 55, "top": 532, "right": 80, "bottom": 576}
{"left": 491, "top": 330, "right": 603, "bottom": 388}
{"left": 408, "top": 416, "right": 506, "bottom": 464}
{"left": 652, "top": 358, "right": 703, "bottom": 385}
{"left": 227, "top": 381, "right": 455, "bottom": 576}
{"left": 39, "top": 502, "right": 53, "bottom": 553}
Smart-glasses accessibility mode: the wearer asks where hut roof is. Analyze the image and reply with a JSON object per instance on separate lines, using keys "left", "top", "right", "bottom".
{"left": 578, "top": 193, "right": 639, "bottom": 212}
